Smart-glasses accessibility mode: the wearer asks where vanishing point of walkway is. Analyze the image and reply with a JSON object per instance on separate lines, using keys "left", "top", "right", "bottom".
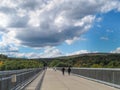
{"left": 40, "top": 69, "right": 119, "bottom": 90}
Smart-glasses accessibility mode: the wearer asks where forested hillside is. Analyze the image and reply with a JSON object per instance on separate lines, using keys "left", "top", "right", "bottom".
{"left": 0, "top": 54, "right": 44, "bottom": 70}
{"left": 0, "top": 53, "right": 120, "bottom": 70}
{"left": 48, "top": 53, "right": 120, "bottom": 68}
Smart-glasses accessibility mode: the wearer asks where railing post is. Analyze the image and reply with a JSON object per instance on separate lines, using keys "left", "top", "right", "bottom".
{"left": 112, "top": 71, "right": 115, "bottom": 84}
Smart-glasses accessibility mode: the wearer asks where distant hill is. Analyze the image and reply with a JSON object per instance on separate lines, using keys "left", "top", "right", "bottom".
{"left": 38, "top": 53, "right": 120, "bottom": 61}
{"left": 0, "top": 54, "right": 8, "bottom": 59}
{"left": 0, "top": 54, "right": 44, "bottom": 70}
{"left": 1, "top": 53, "right": 120, "bottom": 69}
{"left": 44, "top": 53, "right": 120, "bottom": 68}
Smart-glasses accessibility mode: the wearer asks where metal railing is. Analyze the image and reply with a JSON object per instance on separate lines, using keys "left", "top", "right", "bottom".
{"left": 71, "top": 68, "right": 120, "bottom": 88}
{"left": 0, "top": 68, "right": 43, "bottom": 90}
{"left": 56, "top": 67, "right": 120, "bottom": 88}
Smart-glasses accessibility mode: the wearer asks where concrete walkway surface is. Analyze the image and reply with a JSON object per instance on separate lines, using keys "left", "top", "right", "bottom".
{"left": 41, "top": 69, "right": 119, "bottom": 90}
{"left": 24, "top": 71, "right": 44, "bottom": 90}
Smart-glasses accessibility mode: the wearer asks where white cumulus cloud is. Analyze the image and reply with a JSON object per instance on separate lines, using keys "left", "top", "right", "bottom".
{"left": 111, "top": 47, "right": 120, "bottom": 53}
{"left": 67, "top": 50, "right": 90, "bottom": 56}
{"left": 0, "top": 0, "right": 120, "bottom": 58}
{"left": 0, "top": 0, "right": 120, "bottom": 48}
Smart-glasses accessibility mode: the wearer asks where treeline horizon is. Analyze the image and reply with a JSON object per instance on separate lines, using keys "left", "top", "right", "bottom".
{"left": 0, "top": 53, "right": 120, "bottom": 70}
{"left": 47, "top": 53, "right": 120, "bottom": 68}
{"left": 0, "top": 54, "right": 44, "bottom": 70}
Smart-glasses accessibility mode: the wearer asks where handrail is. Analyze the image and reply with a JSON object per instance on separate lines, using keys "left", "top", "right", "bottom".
{"left": 72, "top": 67, "right": 120, "bottom": 71}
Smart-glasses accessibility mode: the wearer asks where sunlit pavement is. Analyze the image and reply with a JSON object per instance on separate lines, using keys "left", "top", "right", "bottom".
{"left": 40, "top": 69, "right": 119, "bottom": 90}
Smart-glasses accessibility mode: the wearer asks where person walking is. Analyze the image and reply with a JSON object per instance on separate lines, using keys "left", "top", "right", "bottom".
{"left": 62, "top": 67, "right": 65, "bottom": 75}
{"left": 68, "top": 67, "right": 71, "bottom": 75}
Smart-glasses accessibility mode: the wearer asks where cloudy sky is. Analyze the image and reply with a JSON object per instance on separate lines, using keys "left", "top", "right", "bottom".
{"left": 0, "top": 0, "right": 120, "bottom": 58}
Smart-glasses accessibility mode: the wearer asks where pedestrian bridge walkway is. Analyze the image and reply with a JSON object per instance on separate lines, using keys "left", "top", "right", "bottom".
{"left": 25, "top": 68, "right": 119, "bottom": 90}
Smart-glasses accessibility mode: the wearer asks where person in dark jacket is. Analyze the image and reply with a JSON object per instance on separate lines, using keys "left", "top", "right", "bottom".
{"left": 68, "top": 67, "right": 71, "bottom": 75}
{"left": 62, "top": 67, "right": 65, "bottom": 75}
